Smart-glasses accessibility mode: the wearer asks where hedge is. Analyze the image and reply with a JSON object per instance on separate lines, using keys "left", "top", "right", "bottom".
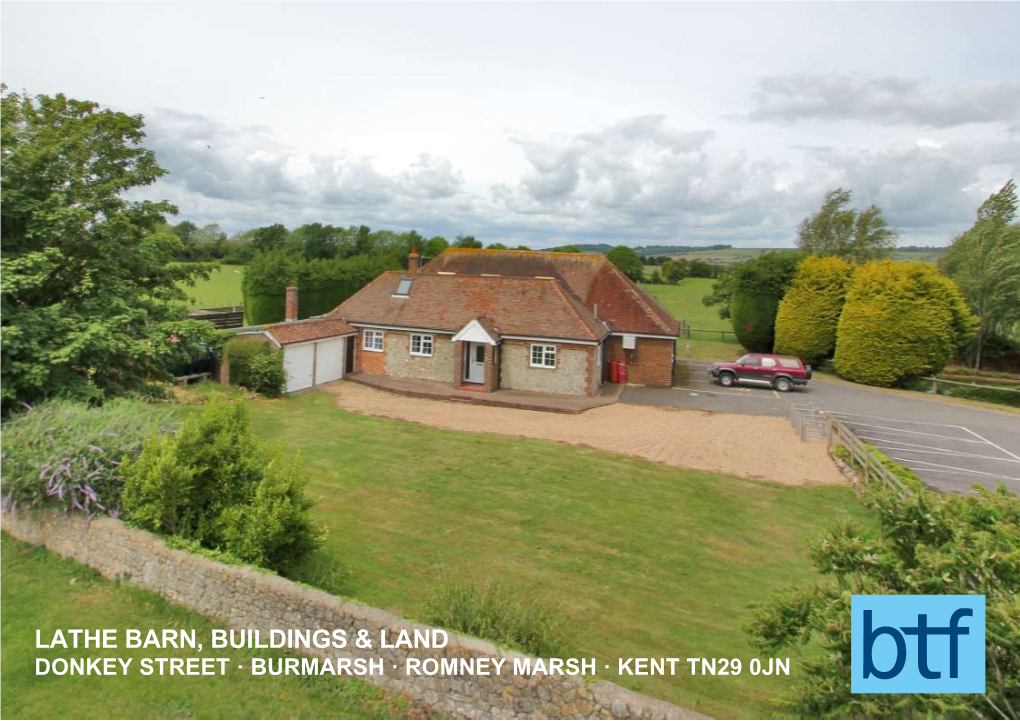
{"left": 223, "top": 337, "right": 284, "bottom": 396}
{"left": 242, "top": 250, "right": 401, "bottom": 325}
{"left": 774, "top": 256, "right": 854, "bottom": 364}
{"left": 729, "top": 250, "right": 804, "bottom": 352}
{"left": 834, "top": 261, "right": 978, "bottom": 386}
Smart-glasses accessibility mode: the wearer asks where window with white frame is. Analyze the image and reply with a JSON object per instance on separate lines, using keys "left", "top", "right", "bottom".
{"left": 530, "top": 344, "right": 557, "bottom": 368}
{"left": 363, "top": 329, "right": 384, "bottom": 352}
{"left": 410, "top": 333, "right": 433, "bottom": 357}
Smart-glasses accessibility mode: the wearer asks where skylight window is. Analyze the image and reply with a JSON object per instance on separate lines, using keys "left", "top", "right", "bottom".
{"left": 394, "top": 278, "right": 413, "bottom": 297}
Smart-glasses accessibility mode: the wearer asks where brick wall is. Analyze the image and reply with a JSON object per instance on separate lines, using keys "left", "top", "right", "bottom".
{"left": 357, "top": 329, "right": 387, "bottom": 375}
{"left": 604, "top": 337, "right": 675, "bottom": 387}
{"left": 3, "top": 511, "right": 703, "bottom": 721}
{"left": 484, "top": 344, "right": 499, "bottom": 392}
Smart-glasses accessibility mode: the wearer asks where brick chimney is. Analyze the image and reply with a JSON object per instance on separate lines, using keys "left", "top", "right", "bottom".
{"left": 285, "top": 285, "right": 298, "bottom": 322}
{"left": 408, "top": 246, "right": 421, "bottom": 274}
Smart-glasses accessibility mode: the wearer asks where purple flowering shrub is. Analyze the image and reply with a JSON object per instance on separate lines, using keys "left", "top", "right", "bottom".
{"left": 1, "top": 399, "right": 180, "bottom": 517}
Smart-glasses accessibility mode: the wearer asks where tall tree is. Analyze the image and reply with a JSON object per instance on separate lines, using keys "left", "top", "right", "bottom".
{"left": 291, "top": 222, "right": 340, "bottom": 260}
{"left": 797, "top": 188, "right": 899, "bottom": 263}
{"left": 606, "top": 245, "right": 645, "bottom": 282}
{"left": 939, "top": 180, "right": 1020, "bottom": 369}
{"left": 422, "top": 236, "right": 449, "bottom": 258}
{"left": 1, "top": 86, "right": 220, "bottom": 411}
{"left": 454, "top": 234, "right": 482, "bottom": 249}
{"left": 250, "top": 223, "right": 289, "bottom": 254}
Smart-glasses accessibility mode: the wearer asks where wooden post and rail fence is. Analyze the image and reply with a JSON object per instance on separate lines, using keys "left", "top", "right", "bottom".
{"left": 788, "top": 403, "right": 913, "bottom": 496}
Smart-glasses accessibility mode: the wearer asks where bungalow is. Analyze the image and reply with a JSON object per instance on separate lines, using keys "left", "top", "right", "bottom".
{"left": 256, "top": 248, "right": 679, "bottom": 396}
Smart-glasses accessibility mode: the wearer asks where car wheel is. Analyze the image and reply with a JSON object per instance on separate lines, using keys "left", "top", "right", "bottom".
{"left": 774, "top": 377, "right": 793, "bottom": 392}
{"left": 719, "top": 372, "right": 735, "bottom": 387}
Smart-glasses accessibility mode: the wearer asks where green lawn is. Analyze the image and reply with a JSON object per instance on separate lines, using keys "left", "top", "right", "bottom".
{"left": 643, "top": 280, "right": 748, "bottom": 361}
{"left": 643, "top": 279, "right": 729, "bottom": 332}
{"left": 177, "top": 264, "right": 245, "bottom": 309}
{"left": 0, "top": 533, "right": 411, "bottom": 720}
{"left": 247, "top": 392, "right": 870, "bottom": 718}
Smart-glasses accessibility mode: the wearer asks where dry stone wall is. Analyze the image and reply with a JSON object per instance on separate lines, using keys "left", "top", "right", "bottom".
{"left": 3, "top": 511, "right": 705, "bottom": 720}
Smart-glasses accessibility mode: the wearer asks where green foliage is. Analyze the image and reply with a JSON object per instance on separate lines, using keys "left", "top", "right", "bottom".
{"left": 0, "top": 399, "right": 179, "bottom": 516}
{"left": 245, "top": 349, "right": 286, "bottom": 397}
{"left": 242, "top": 249, "right": 400, "bottom": 325}
{"left": 661, "top": 257, "right": 687, "bottom": 283}
{"left": 774, "top": 256, "right": 854, "bottom": 364}
{"left": 422, "top": 235, "right": 449, "bottom": 258}
{"left": 943, "top": 384, "right": 1020, "bottom": 408}
{"left": 606, "top": 245, "right": 645, "bottom": 282}
{"left": 834, "top": 261, "right": 978, "bottom": 386}
{"left": 0, "top": 86, "right": 219, "bottom": 413}
{"left": 453, "top": 234, "right": 482, "bottom": 248}
{"left": 728, "top": 251, "right": 804, "bottom": 352}
{"left": 423, "top": 573, "right": 567, "bottom": 657}
{"left": 121, "top": 401, "right": 320, "bottom": 571}
{"left": 702, "top": 269, "right": 735, "bottom": 319}
{"left": 224, "top": 338, "right": 284, "bottom": 396}
{"left": 747, "top": 475, "right": 1020, "bottom": 720}
{"left": 938, "top": 180, "right": 1020, "bottom": 370}
{"left": 797, "top": 188, "right": 899, "bottom": 262}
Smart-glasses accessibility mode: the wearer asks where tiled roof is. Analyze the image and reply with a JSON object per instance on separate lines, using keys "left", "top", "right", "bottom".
{"left": 419, "top": 248, "right": 679, "bottom": 336}
{"left": 329, "top": 272, "right": 608, "bottom": 342}
{"left": 265, "top": 318, "right": 356, "bottom": 345}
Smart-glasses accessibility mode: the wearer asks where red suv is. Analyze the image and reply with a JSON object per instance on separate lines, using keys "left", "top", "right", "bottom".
{"left": 708, "top": 353, "right": 811, "bottom": 392}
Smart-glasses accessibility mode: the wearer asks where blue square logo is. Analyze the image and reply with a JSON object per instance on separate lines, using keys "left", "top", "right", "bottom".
{"left": 851, "top": 595, "right": 985, "bottom": 693}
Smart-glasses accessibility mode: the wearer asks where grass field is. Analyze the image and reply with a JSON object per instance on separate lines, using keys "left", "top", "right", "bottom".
{"left": 246, "top": 392, "right": 870, "bottom": 718}
{"left": 177, "top": 264, "right": 245, "bottom": 308}
{"left": 0, "top": 533, "right": 411, "bottom": 720}
{"left": 642, "top": 278, "right": 728, "bottom": 331}
{"left": 645, "top": 247, "right": 941, "bottom": 268}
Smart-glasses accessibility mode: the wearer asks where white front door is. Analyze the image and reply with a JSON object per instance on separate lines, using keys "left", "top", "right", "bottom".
{"left": 465, "top": 342, "right": 486, "bottom": 384}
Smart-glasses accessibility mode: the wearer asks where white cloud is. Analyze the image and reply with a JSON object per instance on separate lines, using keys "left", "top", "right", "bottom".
{"left": 748, "top": 75, "right": 1020, "bottom": 128}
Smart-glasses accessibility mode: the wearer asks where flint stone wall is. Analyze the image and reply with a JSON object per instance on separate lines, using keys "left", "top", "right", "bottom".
{"left": 2, "top": 511, "right": 705, "bottom": 720}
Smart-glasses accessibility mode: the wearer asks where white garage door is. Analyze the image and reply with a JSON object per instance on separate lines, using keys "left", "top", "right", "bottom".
{"left": 284, "top": 343, "right": 315, "bottom": 392}
{"left": 316, "top": 337, "right": 346, "bottom": 384}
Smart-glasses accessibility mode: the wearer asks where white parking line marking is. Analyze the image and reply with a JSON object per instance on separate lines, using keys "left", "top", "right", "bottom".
{"left": 842, "top": 422, "right": 988, "bottom": 443}
{"left": 888, "top": 457, "right": 1020, "bottom": 482}
{"left": 872, "top": 445, "right": 1020, "bottom": 464}
{"left": 856, "top": 435, "right": 993, "bottom": 455}
{"left": 824, "top": 412, "right": 978, "bottom": 428}
{"left": 670, "top": 387, "right": 771, "bottom": 398}
{"left": 958, "top": 426, "right": 1020, "bottom": 463}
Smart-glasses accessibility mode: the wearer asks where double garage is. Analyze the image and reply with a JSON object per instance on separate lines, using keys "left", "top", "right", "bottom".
{"left": 281, "top": 336, "right": 352, "bottom": 392}
{"left": 247, "top": 318, "right": 357, "bottom": 393}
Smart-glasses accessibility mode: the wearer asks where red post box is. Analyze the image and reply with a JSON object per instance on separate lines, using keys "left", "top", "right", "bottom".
{"left": 609, "top": 359, "right": 619, "bottom": 383}
{"left": 618, "top": 360, "right": 628, "bottom": 384}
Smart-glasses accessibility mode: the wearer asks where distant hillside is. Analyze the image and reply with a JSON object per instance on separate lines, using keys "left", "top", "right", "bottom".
{"left": 542, "top": 243, "right": 733, "bottom": 256}
{"left": 544, "top": 243, "right": 944, "bottom": 265}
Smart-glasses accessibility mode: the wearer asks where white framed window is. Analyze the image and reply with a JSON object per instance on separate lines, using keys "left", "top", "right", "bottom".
{"left": 530, "top": 344, "right": 557, "bottom": 369}
{"left": 363, "top": 329, "right": 384, "bottom": 352}
{"left": 410, "top": 333, "right": 433, "bottom": 357}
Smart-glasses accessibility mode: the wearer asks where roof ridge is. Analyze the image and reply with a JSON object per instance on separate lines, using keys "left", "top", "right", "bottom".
{"left": 602, "top": 263, "right": 677, "bottom": 335}
{"left": 548, "top": 278, "right": 602, "bottom": 341}
{"left": 328, "top": 271, "right": 401, "bottom": 318}
{"left": 444, "top": 247, "right": 605, "bottom": 261}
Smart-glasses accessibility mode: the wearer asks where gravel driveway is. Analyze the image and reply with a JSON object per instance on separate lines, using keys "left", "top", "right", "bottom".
{"left": 324, "top": 381, "right": 843, "bottom": 486}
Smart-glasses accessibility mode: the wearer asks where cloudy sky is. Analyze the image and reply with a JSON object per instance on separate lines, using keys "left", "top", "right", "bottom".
{"left": 3, "top": 2, "right": 1018, "bottom": 247}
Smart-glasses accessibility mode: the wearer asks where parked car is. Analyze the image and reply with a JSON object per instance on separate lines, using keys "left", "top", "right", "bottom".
{"left": 708, "top": 353, "right": 811, "bottom": 392}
